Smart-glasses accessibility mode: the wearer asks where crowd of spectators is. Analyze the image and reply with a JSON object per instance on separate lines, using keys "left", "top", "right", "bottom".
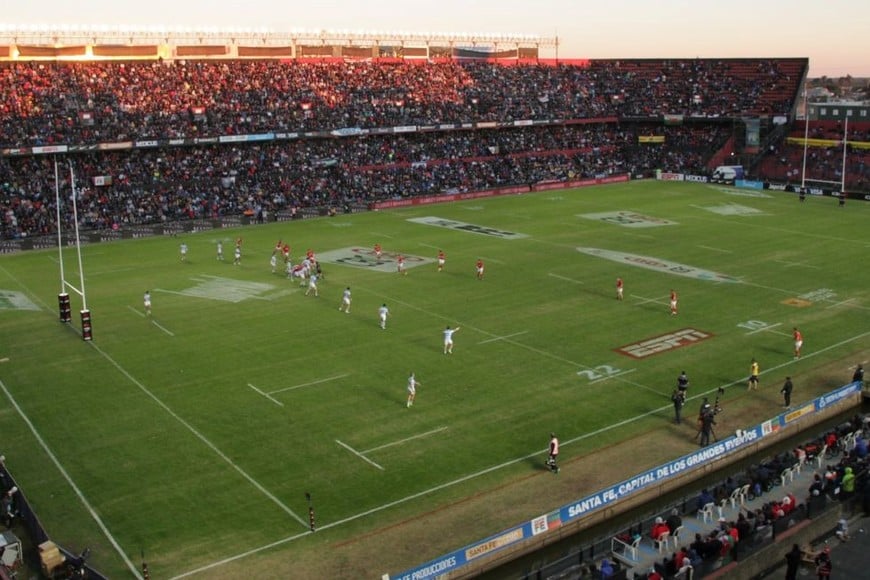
{"left": 0, "top": 58, "right": 805, "bottom": 147}
{"left": 0, "top": 123, "right": 729, "bottom": 239}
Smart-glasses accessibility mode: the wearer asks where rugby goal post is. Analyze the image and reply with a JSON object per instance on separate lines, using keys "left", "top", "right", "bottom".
{"left": 54, "top": 157, "right": 92, "bottom": 341}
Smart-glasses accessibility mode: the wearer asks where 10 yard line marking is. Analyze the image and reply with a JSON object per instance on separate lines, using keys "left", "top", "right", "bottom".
{"left": 269, "top": 373, "right": 349, "bottom": 395}
{"left": 247, "top": 384, "right": 285, "bottom": 407}
{"left": 127, "top": 305, "right": 146, "bottom": 318}
{"left": 698, "top": 244, "right": 732, "bottom": 253}
{"left": 361, "top": 426, "right": 449, "bottom": 454}
{"left": 548, "top": 273, "right": 584, "bottom": 285}
{"left": 336, "top": 440, "right": 384, "bottom": 470}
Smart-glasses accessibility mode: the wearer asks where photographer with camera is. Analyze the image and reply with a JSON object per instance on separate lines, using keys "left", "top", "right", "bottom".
{"left": 699, "top": 407, "right": 716, "bottom": 446}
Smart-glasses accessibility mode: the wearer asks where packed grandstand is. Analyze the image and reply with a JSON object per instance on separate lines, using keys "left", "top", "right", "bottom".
{"left": 2, "top": 53, "right": 867, "bottom": 244}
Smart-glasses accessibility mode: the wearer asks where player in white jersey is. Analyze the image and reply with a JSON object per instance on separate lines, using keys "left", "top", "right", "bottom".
{"left": 305, "top": 274, "right": 319, "bottom": 297}
{"left": 339, "top": 287, "right": 352, "bottom": 313}
{"left": 285, "top": 259, "right": 294, "bottom": 278}
{"left": 216, "top": 241, "right": 224, "bottom": 261}
{"left": 270, "top": 254, "right": 278, "bottom": 273}
{"left": 143, "top": 291, "right": 152, "bottom": 316}
{"left": 233, "top": 245, "right": 241, "bottom": 265}
{"left": 378, "top": 304, "right": 390, "bottom": 329}
{"left": 180, "top": 243, "right": 188, "bottom": 262}
{"left": 443, "top": 325, "right": 461, "bottom": 354}
{"left": 406, "top": 372, "right": 420, "bottom": 408}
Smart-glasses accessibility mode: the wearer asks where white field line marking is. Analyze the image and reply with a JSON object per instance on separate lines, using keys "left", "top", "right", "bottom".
{"left": 89, "top": 267, "right": 138, "bottom": 276}
{"left": 746, "top": 322, "right": 782, "bottom": 335}
{"left": 774, "top": 259, "right": 821, "bottom": 269}
{"left": 336, "top": 440, "right": 384, "bottom": 470}
{"left": 127, "top": 305, "right": 146, "bottom": 318}
{"left": 369, "top": 232, "right": 395, "bottom": 239}
{"left": 697, "top": 245, "right": 732, "bottom": 253}
{"left": 47, "top": 255, "right": 60, "bottom": 264}
{"left": 153, "top": 288, "right": 187, "bottom": 297}
{"left": 247, "top": 383, "right": 285, "bottom": 407}
{"left": 478, "top": 331, "right": 529, "bottom": 345}
{"left": 759, "top": 327, "right": 793, "bottom": 338}
{"left": 548, "top": 273, "right": 584, "bottom": 285}
{"left": 268, "top": 373, "right": 350, "bottom": 395}
{"left": 152, "top": 320, "right": 175, "bottom": 337}
{"left": 173, "top": 328, "right": 870, "bottom": 579}
{"left": 362, "top": 426, "right": 449, "bottom": 454}
{"left": 631, "top": 294, "right": 669, "bottom": 306}
{"left": 623, "top": 232, "right": 655, "bottom": 240}
{"left": 418, "top": 243, "right": 440, "bottom": 250}
{"left": 589, "top": 369, "right": 636, "bottom": 385}
{"left": 826, "top": 298, "right": 857, "bottom": 309}
{"left": 478, "top": 256, "right": 505, "bottom": 264}
{"left": 0, "top": 379, "right": 144, "bottom": 579}
{"left": 87, "top": 340, "right": 308, "bottom": 527}
{"left": 0, "top": 358, "right": 9, "bottom": 363}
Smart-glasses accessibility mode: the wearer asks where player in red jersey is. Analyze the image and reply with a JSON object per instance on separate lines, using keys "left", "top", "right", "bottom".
{"left": 437, "top": 250, "right": 445, "bottom": 272}
{"left": 476, "top": 259, "right": 485, "bottom": 280}
{"left": 616, "top": 277, "right": 624, "bottom": 301}
{"left": 273, "top": 240, "right": 283, "bottom": 256}
{"left": 374, "top": 243, "right": 382, "bottom": 262}
{"left": 235, "top": 237, "right": 243, "bottom": 249}
{"left": 397, "top": 254, "right": 407, "bottom": 275}
{"left": 793, "top": 327, "right": 803, "bottom": 359}
{"left": 546, "top": 433, "right": 560, "bottom": 474}
{"left": 670, "top": 289, "right": 678, "bottom": 315}
{"left": 282, "top": 244, "right": 291, "bottom": 262}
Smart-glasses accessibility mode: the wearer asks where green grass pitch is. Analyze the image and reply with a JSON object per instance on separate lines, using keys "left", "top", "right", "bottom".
{"left": 0, "top": 180, "right": 868, "bottom": 577}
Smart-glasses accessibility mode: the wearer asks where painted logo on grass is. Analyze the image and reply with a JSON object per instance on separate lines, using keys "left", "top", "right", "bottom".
{"left": 407, "top": 217, "right": 528, "bottom": 239}
{"left": 0, "top": 290, "right": 40, "bottom": 311}
{"left": 318, "top": 247, "right": 432, "bottom": 272}
{"left": 577, "top": 247, "right": 740, "bottom": 283}
{"left": 578, "top": 211, "right": 676, "bottom": 228}
{"left": 695, "top": 204, "right": 765, "bottom": 216}
{"left": 162, "top": 276, "right": 276, "bottom": 303}
{"left": 616, "top": 328, "right": 713, "bottom": 359}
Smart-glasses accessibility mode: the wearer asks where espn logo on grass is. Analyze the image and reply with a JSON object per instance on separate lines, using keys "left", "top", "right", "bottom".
{"left": 616, "top": 328, "right": 713, "bottom": 359}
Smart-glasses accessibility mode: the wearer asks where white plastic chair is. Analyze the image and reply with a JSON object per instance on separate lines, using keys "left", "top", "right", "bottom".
{"left": 738, "top": 483, "right": 751, "bottom": 506}
{"left": 780, "top": 467, "right": 792, "bottom": 486}
{"left": 654, "top": 531, "right": 671, "bottom": 553}
{"left": 729, "top": 487, "right": 743, "bottom": 510}
{"left": 816, "top": 444, "right": 828, "bottom": 468}
{"left": 698, "top": 502, "right": 715, "bottom": 524}
{"left": 671, "top": 525, "right": 685, "bottom": 548}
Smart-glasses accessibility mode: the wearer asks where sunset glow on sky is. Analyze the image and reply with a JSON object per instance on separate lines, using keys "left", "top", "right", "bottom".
{"left": 4, "top": 0, "right": 868, "bottom": 77}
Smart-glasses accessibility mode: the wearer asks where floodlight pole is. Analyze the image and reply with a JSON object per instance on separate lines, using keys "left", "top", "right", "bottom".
{"left": 800, "top": 87, "right": 809, "bottom": 190}
{"left": 840, "top": 116, "right": 848, "bottom": 194}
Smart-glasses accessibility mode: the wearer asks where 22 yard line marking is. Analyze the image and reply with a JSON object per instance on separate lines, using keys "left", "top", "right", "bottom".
{"left": 361, "top": 426, "right": 449, "bottom": 454}
{"left": 268, "top": 373, "right": 350, "bottom": 395}
{"left": 173, "top": 328, "right": 870, "bottom": 579}
{"left": 247, "top": 383, "right": 285, "bottom": 407}
{"left": 478, "top": 331, "right": 529, "bottom": 344}
{"left": 336, "top": 440, "right": 384, "bottom": 470}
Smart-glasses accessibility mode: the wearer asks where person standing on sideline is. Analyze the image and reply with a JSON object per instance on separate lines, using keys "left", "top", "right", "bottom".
{"left": 143, "top": 290, "right": 152, "bottom": 316}
{"left": 852, "top": 364, "right": 864, "bottom": 386}
{"left": 216, "top": 241, "right": 224, "bottom": 261}
{"left": 616, "top": 277, "right": 624, "bottom": 300}
{"left": 699, "top": 411, "right": 716, "bottom": 446}
{"left": 437, "top": 250, "right": 446, "bottom": 272}
{"left": 677, "top": 370, "right": 689, "bottom": 395}
{"left": 784, "top": 544, "right": 802, "bottom": 580}
{"left": 378, "top": 303, "right": 390, "bottom": 329}
{"left": 670, "top": 289, "right": 678, "bottom": 315}
{"left": 671, "top": 389, "right": 685, "bottom": 424}
{"left": 793, "top": 327, "right": 803, "bottom": 359}
{"left": 180, "top": 242, "right": 188, "bottom": 262}
{"left": 476, "top": 258, "right": 485, "bottom": 280}
{"left": 547, "top": 433, "right": 560, "bottom": 474}
{"left": 406, "top": 372, "right": 419, "bottom": 408}
{"left": 781, "top": 376, "right": 793, "bottom": 408}
{"left": 443, "top": 326, "right": 461, "bottom": 354}
{"left": 748, "top": 358, "right": 760, "bottom": 390}
{"left": 338, "top": 287, "right": 351, "bottom": 313}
